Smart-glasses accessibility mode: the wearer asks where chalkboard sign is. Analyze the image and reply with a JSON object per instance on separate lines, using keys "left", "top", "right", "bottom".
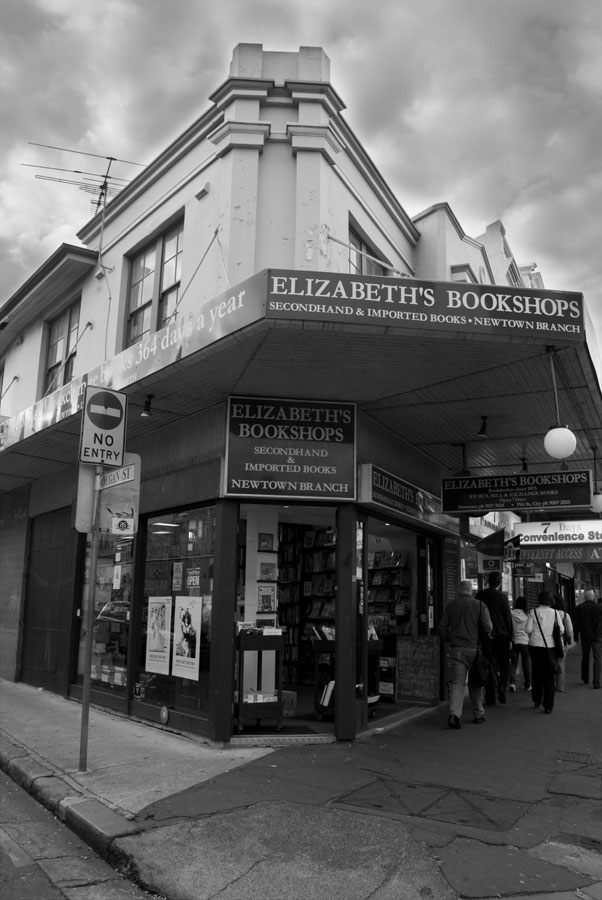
{"left": 396, "top": 635, "right": 440, "bottom": 704}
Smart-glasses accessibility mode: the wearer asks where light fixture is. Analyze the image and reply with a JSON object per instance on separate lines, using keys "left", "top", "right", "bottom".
{"left": 592, "top": 445, "right": 602, "bottom": 514}
{"left": 543, "top": 348, "right": 576, "bottom": 459}
{"left": 521, "top": 457, "right": 528, "bottom": 473}
{"left": 141, "top": 394, "right": 153, "bottom": 418}
{"left": 476, "top": 416, "right": 488, "bottom": 439}
{"left": 454, "top": 443, "right": 471, "bottom": 477}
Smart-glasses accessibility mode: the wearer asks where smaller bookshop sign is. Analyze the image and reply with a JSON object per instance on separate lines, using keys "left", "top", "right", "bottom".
{"left": 359, "top": 464, "right": 441, "bottom": 519}
{"left": 225, "top": 396, "right": 356, "bottom": 500}
{"left": 442, "top": 470, "right": 591, "bottom": 513}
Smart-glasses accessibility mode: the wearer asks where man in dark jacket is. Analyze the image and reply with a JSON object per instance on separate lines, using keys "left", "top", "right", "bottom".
{"left": 476, "top": 571, "right": 513, "bottom": 704}
{"left": 572, "top": 590, "right": 602, "bottom": 689}
{"left": 438, "top": 580, "right": 493, "bottom": 729}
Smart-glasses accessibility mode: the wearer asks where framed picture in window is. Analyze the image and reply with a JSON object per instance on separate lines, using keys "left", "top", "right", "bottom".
{"left": 257, "top": 584, "right": 277, "bottom": 613}
{"left": 258, "top": 532, "right": 274, "bottom": 552}
{"left": 259, "top": 561, "right": 277, "bottom": 582}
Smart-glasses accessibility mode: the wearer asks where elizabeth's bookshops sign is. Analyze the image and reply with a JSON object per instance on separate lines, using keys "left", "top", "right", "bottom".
{"left": 441, "top": 470, "right": 591, "bottom": 513}
{"left": 266, "top": 270, "right": 584, "bottom": 343}
{"left": 224, "top": 396, "right": 356, "bottom": 500}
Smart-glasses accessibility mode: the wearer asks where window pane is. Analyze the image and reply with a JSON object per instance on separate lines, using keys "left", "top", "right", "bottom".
{"left": 67, "top": 303, "right": 80, "bottom": 355}
{"left": 128, "top": 305, "right": 152, "bottom": 344}
{"left": 159, "top": 286, "right": 178, "bottom": 329}
{"left": 162, "top": 255, "right": 177, "bottom": 289}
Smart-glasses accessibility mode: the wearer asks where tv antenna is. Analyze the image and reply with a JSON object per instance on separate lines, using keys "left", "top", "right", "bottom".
{"left": 24, "top": 142, "right": 145, "bottom": 215}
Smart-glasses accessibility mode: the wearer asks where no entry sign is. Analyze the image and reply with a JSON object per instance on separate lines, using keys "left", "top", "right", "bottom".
{"left": 79, "top": 386, "right": 127, "bottom": 467}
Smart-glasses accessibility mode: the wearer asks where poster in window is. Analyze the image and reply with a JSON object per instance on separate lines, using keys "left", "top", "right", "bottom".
{"left": 172, "top": 595, "right": 202, "bottom": 680}
{"left": 145, "top": 596, "right": 172, "bottom": 676}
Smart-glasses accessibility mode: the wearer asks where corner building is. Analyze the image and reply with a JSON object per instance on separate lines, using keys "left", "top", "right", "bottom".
{"left": 1, "top": 45, "right": 601, "bottom": 743}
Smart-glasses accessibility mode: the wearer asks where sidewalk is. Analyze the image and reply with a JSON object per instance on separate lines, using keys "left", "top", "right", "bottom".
{"left": 1, "top": 647, "right": 601, "bottom": 900}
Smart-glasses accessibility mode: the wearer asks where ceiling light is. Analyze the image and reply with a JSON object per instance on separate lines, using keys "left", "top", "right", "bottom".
{"left": 141, "top": 394, "right": 153, "bottom": 418}
{"left": 476, "top": 416, "right": 488, "bottom": 439}
{"left": 453, "top": 443, "right": 471, "bottom": 477}
{"left": 543, "top": 348, "right": 576, "bottom": 459}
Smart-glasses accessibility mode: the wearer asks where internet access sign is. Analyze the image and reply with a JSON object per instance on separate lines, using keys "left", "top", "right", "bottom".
{"left": 79, "top": 386, "right": 127, "bottom": 468}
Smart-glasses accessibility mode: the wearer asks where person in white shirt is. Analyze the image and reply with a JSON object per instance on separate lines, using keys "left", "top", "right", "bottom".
{"left": 509, "top": 596, "right": 531, "bottom": 692}
{"left": 525, "top": 590, "right": 564, "bottom": 714}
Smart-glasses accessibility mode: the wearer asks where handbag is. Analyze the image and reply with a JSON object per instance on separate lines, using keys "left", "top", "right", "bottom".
{"left": 534, "top": 609, "right": 562, "bottom": 675}
{"left": 553, "top": 614, "right": 565, "bottom": 657}
{"left": 469, "top": 603, "right": 491, "bottom": 686}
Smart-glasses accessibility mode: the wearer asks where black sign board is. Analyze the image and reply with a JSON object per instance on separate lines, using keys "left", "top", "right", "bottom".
{"left": 396, "top": 635, "right": 440, "bottom": 704}
{"left": 442, "top": 470, "right": 591, "bottom": 513}
{"left": 225, "top": 396, "right": 356, "bottom": 500}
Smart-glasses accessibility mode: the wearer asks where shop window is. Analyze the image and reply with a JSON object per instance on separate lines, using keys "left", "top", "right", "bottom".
{"left": 349, "top": 227, "right": 386, "bottom": 277}
{"left": 126, "top": 220, "right": 184, "bottom": 346}
{"left": 76, "top": 533, "right": 134, "bottom": 695}
{"left": 134, "top": 506, "right": 215, "bottom": 715}
{"left": 44, "top": 298, "right": 80, "bottom": 395}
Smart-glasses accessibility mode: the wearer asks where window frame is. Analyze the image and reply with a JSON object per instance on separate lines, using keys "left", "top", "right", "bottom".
{"left": 44, "top": 297, "right": 81, "bottom": 396}
{"left": 126, "top": 220, "right": 184, "bottom": 347}
{"left": 348, "top": 225, "right": 387, "bottom": 277}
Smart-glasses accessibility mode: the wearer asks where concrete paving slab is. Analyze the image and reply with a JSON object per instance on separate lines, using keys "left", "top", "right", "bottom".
{"left": 115, "top": 801, "right": 457, "bottom": 900}
{"left": 437, "top": 837, "right": 590, "bottom": 898}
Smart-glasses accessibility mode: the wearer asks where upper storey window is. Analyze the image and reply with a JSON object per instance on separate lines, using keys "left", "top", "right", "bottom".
{"left": 349, "top": 227, "right": 386, "bottom": 277}
{"left": 44, "top": 299, "right": 80, "bottom": 395}
{"left": 126, "top": 221, "right": 184, "bottom": 346}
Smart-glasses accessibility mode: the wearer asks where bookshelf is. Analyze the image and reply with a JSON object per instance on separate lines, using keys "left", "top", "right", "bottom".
{"left": 368, "top": 550, "right": 411, "bottom": 699}
{"left": 277, "top": 524, "right": 337, "bottom": 687}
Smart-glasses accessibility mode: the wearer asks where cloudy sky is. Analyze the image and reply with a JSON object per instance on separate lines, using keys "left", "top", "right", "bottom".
{"left": 2, "top": 0, "right": 601, "bottom": 353}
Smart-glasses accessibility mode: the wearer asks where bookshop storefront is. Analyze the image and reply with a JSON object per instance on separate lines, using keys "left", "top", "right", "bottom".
{"left": 71, "top": 395, "right": 458, "bottom": 743}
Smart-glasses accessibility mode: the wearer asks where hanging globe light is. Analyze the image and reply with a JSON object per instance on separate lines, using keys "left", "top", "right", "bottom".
{"left": 544, "top": 426, "right": 577, "bottom": 459}
{"left": 543, "top": 349, "right": 576, "bottom": 460}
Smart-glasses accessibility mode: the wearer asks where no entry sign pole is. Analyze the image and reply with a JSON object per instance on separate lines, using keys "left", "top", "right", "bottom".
{"left": 79, "top": 464, "right": 103, "bottom": 772}
{"left": 78, "top": 387, "right": 127, "bottom": 771}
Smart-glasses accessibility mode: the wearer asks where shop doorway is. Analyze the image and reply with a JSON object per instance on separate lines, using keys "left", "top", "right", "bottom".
{"left": 235, "top": 506, "right": 444, "bottom": 737}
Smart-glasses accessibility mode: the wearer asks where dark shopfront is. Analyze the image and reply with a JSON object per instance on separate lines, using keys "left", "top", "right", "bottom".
{"left": 68, "top": 399, "right": 458, "bottom": 743}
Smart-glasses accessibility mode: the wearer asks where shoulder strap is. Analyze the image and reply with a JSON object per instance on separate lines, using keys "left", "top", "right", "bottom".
{"left": 534, "top": 609, "right": 548, "bottom": 648}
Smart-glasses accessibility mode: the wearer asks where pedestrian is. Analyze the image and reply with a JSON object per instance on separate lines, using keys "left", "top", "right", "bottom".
{"left": 438, "top": 579, "right": 493, "bottom": 729}
{"left": 476, "top": 571, "right": 513, "bottom": 704}
{"left": 572, "top": 589, "right": 602, "bottom": 689}
{"left": 525, "top": 590, "right": 564, "bottom": 714}
{"left": 508, "top": 595, "right": 531, "bottom": 692}
{"left": 553, "top": 595, "right": 574, "bottom": 692}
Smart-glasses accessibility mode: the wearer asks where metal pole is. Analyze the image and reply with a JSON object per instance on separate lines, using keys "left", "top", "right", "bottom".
{"left": 79, "top": 464, "right": 103, "bottom": 772}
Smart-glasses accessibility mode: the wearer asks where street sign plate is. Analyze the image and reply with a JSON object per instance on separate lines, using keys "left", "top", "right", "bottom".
{"left": 79, "top": 387, "right": 127, "bottom": 467}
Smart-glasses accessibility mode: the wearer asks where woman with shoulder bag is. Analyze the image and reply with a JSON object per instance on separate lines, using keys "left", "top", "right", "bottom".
{"left": 553, "top": 595, "right": 574, "bottom": 692}
{"left": 525, "top": 590, "right": 564, "bottom": 714}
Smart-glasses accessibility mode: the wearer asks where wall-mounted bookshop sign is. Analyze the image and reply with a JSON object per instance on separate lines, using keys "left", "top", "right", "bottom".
{"left": 442, "top": 470, "right": 592, "bottom": 513}
{"left": 516, "top": 520, "right": 602, "bottom": 545}
{"left": 225, "top": 396, "right": 356, "bottom": 500}
{"left": 358, "top": 464, "right": 458, "bottom": 536}
{"left": 266, "top": 269, "right": 584, "bottom": 344}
